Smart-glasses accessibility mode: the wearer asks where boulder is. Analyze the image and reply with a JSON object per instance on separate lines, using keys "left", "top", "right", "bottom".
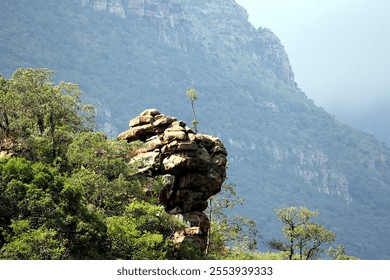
{"left": 129, "top": 114, "right": 154, "bottom": 127}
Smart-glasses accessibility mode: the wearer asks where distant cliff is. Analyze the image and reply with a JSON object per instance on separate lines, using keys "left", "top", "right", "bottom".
{"left": 79, "top": 0, "right": 295, "bottom": 86}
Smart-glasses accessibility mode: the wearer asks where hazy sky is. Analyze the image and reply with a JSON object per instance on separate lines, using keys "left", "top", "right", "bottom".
{"left": 235, "top": 0, "right": 390, "bottom": 117}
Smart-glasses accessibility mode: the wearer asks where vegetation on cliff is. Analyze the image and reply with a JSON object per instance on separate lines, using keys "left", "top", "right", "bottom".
{"left": 0, "top": 68, "right": 356, "bottom": 260}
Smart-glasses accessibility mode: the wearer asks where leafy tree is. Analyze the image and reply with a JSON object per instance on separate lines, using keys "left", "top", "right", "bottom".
{"left": 55, "top": 181, "right": 110, "bottom": 259}
{"left": 106, "top": 201, "right": 185, "bottom": 259}
{"left": 1, "top": 68, "right": 95, "bottom": 164}
{"left": 0, "top": 158, "right": 58, "bottom": 232}
{"left": 207, "top": 183, "right": 260, "bottom": 257}
{"left": 0, "top": 157, "right": 110, "bottom": 259}
{"left": 66, "top": 132, "right": 148, "bottom": 215}
{"left": 172, "top": 239, "right": 205, "bottom": 260}
{"left": 66, "top": 132, "right": 134, "bottom": 178}
{"left": 185, "top": 88, "right": 199, "bottom": 133}
{"left": 269, "top": 206, "right": 336, "bottom": 260}
{"left": 0, "top": 220, "right": 66, "bottom": 260}
{"left": 327, "top": 245, "right": 358, "bottom": 260}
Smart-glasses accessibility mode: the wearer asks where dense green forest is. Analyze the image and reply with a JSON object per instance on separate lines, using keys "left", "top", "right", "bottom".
{"left": 0, "top": 68, "right": 356, "bottom": 260}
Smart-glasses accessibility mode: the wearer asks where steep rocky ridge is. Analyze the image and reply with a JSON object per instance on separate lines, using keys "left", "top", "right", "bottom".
{"left": 78, "top": 0, "right": 295, "bottom": 85}
{"left": 117, "top": 109, "right": 227, "bottom": 250}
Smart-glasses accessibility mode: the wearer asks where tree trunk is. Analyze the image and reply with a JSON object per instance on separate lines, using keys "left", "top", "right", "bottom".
{"left": 49, "top": 111, "right": 56, "bottom": 161}
{"left": 289, "top": 225, "right": 294, "bottom": 260}
{"left": 0, "top": 112, "right": 10, "bottom": 139}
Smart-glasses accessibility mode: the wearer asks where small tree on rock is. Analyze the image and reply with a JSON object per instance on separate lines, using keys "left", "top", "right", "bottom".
{"left": 185, "top": 88, "right": 199, "bottom": 133}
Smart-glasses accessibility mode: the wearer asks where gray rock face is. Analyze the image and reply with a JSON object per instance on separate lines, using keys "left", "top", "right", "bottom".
{"left": 78, "top": 0, "right": 296, "bottom": 86}
{"left": 118, "top": 109, "right": 228, "bottom": 251}
{"left": 256, "top": 28, "right": 295, "bottom": 86}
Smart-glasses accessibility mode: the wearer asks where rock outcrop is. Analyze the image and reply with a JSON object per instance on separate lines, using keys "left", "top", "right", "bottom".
{"left": 0, "top": 138, "right": 33, "bottom": 160}
{"left": 118, "top": 109, "right": 228, "bottom": 251}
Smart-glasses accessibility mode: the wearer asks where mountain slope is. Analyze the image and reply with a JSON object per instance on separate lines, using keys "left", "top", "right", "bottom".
{"left": 1, "top": 0, "right": 390, "bottom": 259}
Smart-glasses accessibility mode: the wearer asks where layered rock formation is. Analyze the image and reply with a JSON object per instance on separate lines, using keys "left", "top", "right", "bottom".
{"left": 118, "top": 109, "right": 227, "bottom": 251}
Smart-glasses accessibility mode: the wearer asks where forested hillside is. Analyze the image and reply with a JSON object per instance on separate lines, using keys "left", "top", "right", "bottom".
{"left": 1, "top": 0, "right": 390, "bottom": 259}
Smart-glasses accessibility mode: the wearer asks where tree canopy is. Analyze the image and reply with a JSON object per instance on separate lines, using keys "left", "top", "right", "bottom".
{"left": 269, "top": 206, "right": 337, "bottom": 260}
{"left": 1, "top": 68, "right": 95, "bottom": 163}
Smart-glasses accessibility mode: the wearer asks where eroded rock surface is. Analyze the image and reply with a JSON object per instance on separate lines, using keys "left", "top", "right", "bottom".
{"left": 118, "top": 109, "right": 227, "bottom": 251}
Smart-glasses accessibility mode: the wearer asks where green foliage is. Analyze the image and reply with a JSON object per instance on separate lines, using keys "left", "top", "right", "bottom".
{"left": 0, "top": 220, "right": 66, "bottom": 260}
{"left": 327, "top": 245, "right": 359, "bottom": 260}
{"left": 0, "top": 157, "right": 104, "bottom": 259}
{"left": 107, "top": 215, "right": 164, "bottom": 260}
{"left": 172, "top": 239, "right": 205, "bottom": 260}
{"left": 270, "top": 206, "right": 336, "bottom": 260}
{"left": 66, "top": 132, "right": 150, "bottom": 215}
{"left": 222, "top": 251, "right": 284, "bottom": 260}
{"left": 0, "top": 158, "right": 58, "bottom": 230}
{"left": 1, "top": 68, "right": 95, "bottom": 164}
{"left": 106, "top": 201, "right": 185, "bottom": 260}
{"left": 1, "top": 157, "right": 33, "bottom": 184}
{"left": 67, "top": 132, "right": 135, "bottom": 179}
{"left": 207, "top": 183, "right": 261, "bottom": 258}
